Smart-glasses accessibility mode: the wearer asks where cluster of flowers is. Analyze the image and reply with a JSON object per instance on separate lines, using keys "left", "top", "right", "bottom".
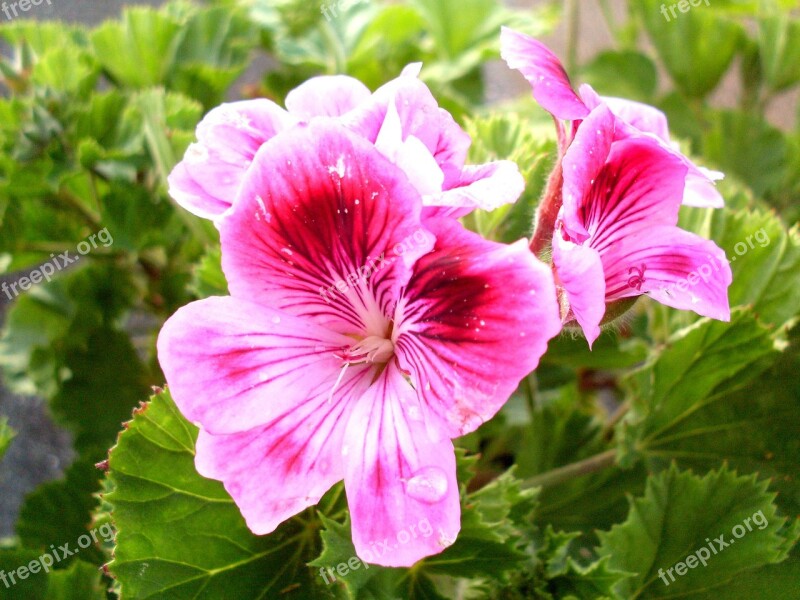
{"left": 157, "top": 28, "right": 731, "bottom": 568}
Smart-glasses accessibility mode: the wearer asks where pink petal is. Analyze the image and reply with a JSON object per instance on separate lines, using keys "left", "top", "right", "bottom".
{"left": 343, "top": 74, "right": 471, "bottom": 189}
{"left": 344, "top": 363, "right": 460, "bottom": 567}
{"left": 157, "top": 296, "right": 368, "bottom": 434}
{"left": 194, "top": 383, "right": 362, "bottom": 534}
{"left": 285, "top": 75, "right": 372, "bottom": 119}
{"left": 578, "top": 84, "right": 724, "bottom": 209}
{"left": 579, "top": 84, "right": 670, "bottom": 141}
{"left": 561, "top": 105, "right": 617, "bottom": 240}
{"left": 374, "top": 98, "right": 445, "bottom": 196}
{"left": 552, "top": 231, "right": 606, "bottom": 347}
{"left": 580, "top": 135, "right": 688, "bottom": 254}
{"left": 500, "top": 27, "right": 589, "bottom": 121}
{"left": 682, "top": 165, "right": 725, "bottom": 208}
{"left": 601, "top": 226, "right": 732, "bottom": 320}
{"left": 394, "top": 218, "right": 561, "bottom": 439}
{"left": 427, "top": 161, "right": 526, "bottom": 217}
{"left": 168, "top": 99, "right": 297, "bottom": 219}
{"left": 219, "top": 121, "right": 434, "bottom": 333}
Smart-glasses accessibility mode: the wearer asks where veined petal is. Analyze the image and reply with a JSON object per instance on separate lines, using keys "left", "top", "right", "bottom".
{"left": 285, "top": 75, "right": 372, "bottom": 119}
{"left": 578, "top": 84, "right": 724, "bottom": 209}
{"left": 343, "top": 75, "right": 470, "bottom": 188}
{"left": 168, "top": 99, "right": 297, "bottom": 219}
{"left": 426, "top": 161, "right": 526, "bottom": 217}
{"left": 561, "top": 105, "right": 616, "bottom": 240}
{"left": 157, "top": 296, "right": 367, "bottom": 434}
{"left": 220, "top": 121, "right": 434, "bottom": 334}
{"left": 344, "top": 363, "right": 460, "bottom": 567}
{"left": 582, "top": 135, "right": 688, "bottom": 254}
{"left": 552, "top": 231, "right": 606, "bottom": 347}
{"left": 394, "top": 218, "right": 561, "bottom": 439}
{"left": 194, "top": 381, "right": 363, "bottom": 534}
{"left": 500, "top": 27, "right": 589, "bottom": 121}
{"left": 602, "top": 226, "right": 732, "bottom": 321}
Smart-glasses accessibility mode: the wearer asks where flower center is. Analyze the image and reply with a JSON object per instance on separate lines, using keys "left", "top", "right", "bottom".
{"left": 344, "top": 335, "right": 395, "bottom": 364}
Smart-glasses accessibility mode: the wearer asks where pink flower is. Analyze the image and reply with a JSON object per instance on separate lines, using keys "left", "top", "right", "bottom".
{"left": 168, "top": 65, "right": 523, "bottom": 221}
{"left": 552, "top": 105, "right": 731, "bottom": 346}
{"left": 500, "top": 27, "right": 723, "bottom": 209}
{"left": 157, "top": 121, "right": 561, "bottom": 566}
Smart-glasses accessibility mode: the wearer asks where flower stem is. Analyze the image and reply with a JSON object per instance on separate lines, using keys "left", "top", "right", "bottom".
{"left": 521, "top": 448, "right": 617, "bottom": 489}
{"left": 529, "top": 156, "right": 563, "bottom": 257}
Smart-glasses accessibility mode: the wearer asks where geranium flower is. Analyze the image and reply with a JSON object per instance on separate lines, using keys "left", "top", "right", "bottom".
{"left": 552, "top": 105, "right": 731, "bottom": 346}
{"left": 157, "top": 121, "right": 561, "bottom": 566}
{"left": 500, "top": 26, "right": 723, "bottom": 209}
{"left": 168, "top": 65, "right": 523, "bottom": 221}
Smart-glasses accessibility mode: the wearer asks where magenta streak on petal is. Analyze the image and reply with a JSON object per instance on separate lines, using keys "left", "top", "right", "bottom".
{"left": 220, "top": 121, "right": 434, "bottom": 336}
{"left": 392, "top": 218, "right": 561, "bottom": 441}
{"left": 344, "top": 362, "right": 461, "bottom": 567}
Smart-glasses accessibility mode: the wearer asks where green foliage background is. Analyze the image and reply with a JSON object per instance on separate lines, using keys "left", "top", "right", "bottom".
{"left": 0, "top": 0, "right": 798, "bottom": 598}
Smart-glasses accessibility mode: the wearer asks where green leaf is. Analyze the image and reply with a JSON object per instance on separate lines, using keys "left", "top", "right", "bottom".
{"left": 596, "top": 465, "right": 799, "bottom": 599}
{"left": 0, "top": 417, "right": 15, "bottom": 460}
{"left": 168, "top": 6, "right": 257, "bottom": 108}
{"left": 190, "top": 246, "right": 229, "bottom": 299}
{"left": 676, "top": 207, "right": 800, "bottom": 331}
{"left": 0, "top": 551, "right": 106, "bottom": 600}
{"left": 634, "top": 0, "right": 744, "bottom": 98}
{"left": 463, "top": 112, "right": 557, "bottom": 243}
{"left": 91, "top": 7, "right": 182, "bottom": 88}
{"left": 579, "top": 50, "right": 658, "bottom": 101}
{"left": 758, "top": 11, "right": 800, "bottom": 92}
{"left": 16, "top": 460, "right": 103, "bottom": 566}
{"left": 619, "top": 309, "right": 780, "bottom": 465}
{"left": 106, "top": 388, "right": 322, "bottom": 598}
{"left": 625, "top": 321, "right": 800, "bottom": 519}
{"left": 51, "top": 327, "right": 150, "bottom": 457}
{"left": 701, "top": 110, "right": 790, "bottom": 197}
{"left": 43, "top": 560, "right": 106, "bottom": 600}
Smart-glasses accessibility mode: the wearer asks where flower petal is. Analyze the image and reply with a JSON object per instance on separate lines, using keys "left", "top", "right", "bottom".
{"left": 601, "top": 226, "right": 732, "bottom": 321}
{"left": 580, "top": 133, "right": 688, "bottom": 254}
{"left": 220, "top": 121, "right": 434, "bottom": 334}
{"left": 426, "top": 160, "right": 526, "bottom": 218}
{"left": 578, "top": 84, "right": 724, "bottom": 209}
{"left": 285, "top": 75, "right": 372, "bottom": 119}
{"left": 579, "top": 84, "right": 670, "bottom": 141}
{"left": 561, "top": 105, "right": 616, "bottom": 240}
{"left": 157, "top": 296, "right": 367, "bottom": 434}
{"left": 552, "top": 231, "right": 606, "bottom": 347}
{"left": 344, "top": 74, "right": 470, "bottom": 188}
{"left": 344, "top": 363, "right": 460, "bottom": 567}
{"left": 500, "top": 27, "right": 589, "bottom": 121}
{"left": 374, "top": 98, "right": 445, "bottom": 196}
{"left": 394, "top": 218, "right": 561, "bottom": 439}
{"left": 194, "top": 382, "right": 362, "bottom": 534}
{"left": 168, "top": 99, "right": 297, "bottom": 219}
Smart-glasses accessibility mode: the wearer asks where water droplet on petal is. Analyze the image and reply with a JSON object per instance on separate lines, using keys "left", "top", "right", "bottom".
{"left": 271, "top": 316, "right": 281, "bottom": 324}
{"left": 406, "top": 467, "right": 448, "bottom": 504}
